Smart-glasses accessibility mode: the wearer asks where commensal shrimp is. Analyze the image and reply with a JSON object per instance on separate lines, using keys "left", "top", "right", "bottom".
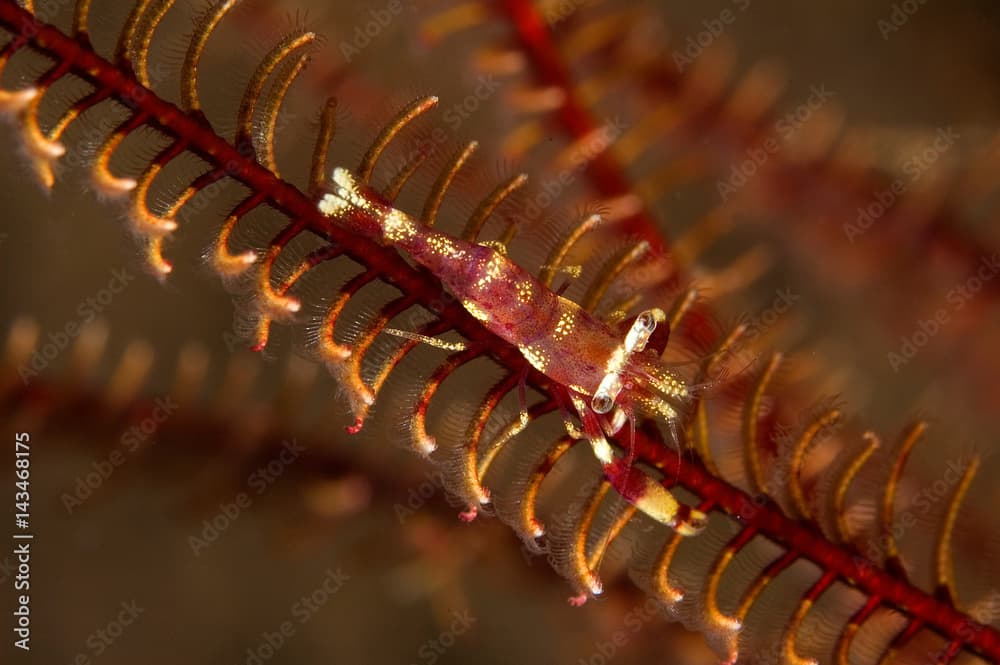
{"left": 318, "top": 167, "right": 708, "bottom": 537}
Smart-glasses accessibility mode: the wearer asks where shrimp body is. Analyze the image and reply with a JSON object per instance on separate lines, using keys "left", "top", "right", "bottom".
{"left": 431, "top": 242, "right": 623, "bottom": 400}
{"left": 320, "top": 167, "right": 707, "bottom": 538}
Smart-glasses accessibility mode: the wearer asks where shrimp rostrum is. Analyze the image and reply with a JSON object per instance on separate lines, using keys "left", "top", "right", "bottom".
{"left": 319, "top": 166, "right": 708, "bottom": 538}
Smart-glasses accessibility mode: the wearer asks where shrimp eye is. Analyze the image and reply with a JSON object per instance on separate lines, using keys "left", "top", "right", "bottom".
{"left": 625, "top": 309, "right": 663, "bottom": 353}
{"left": 591, "top": 392, "right": 614, "bottom": 414}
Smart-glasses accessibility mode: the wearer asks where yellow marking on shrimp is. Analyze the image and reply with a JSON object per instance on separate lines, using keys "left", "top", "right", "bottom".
{"left": 636, "top": 481, "right": 707, "bottom": 536}
{"left": 332, "top": 167, "right": 366, "bottom": 206}
{"left": 518, "top": 343, "right": 549, "bottom": 373}
{"left": 474, "top": 252, "right": 507, "bottom": 289}
{"left": 427, "top": 234, "right": 465, "bottom": 260}
{"left": 515, "top": 280, "right": 534, "bottom": 304}
{"left": 540, "top": 263, "right": 583, "bottom": 278}
{"left": 605, "top": 346, "right": 628, "bottom": 376}
{"left": 551, "top": 310, "right": 576, "bottom": 341}
{"left": 383, "top": 209, "right": 418, "bottom": 242}
{"left": 636, "top": 395, "right": 678, "bottom": 421}
{"left": 323, "top": 167, "right": 381, "bottom": 217}
{"left": 462, "top": 299, "right": 491, "bottom": 322}
{"left": 318, "top": 192, "right": 349, "bottom": 217}
{"left": 383, "top": 328, "right": 467, "bottom": 351}
{"left": 477, "top": 240, "right": 507, "bottom": 254}
{"left": 646, "top": 368, "right": 689, "bottom": 400}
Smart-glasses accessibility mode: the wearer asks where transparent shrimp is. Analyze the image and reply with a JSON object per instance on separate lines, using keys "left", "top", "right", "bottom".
{"left": 319, "top": 167, "right": 708, "bottom": 536}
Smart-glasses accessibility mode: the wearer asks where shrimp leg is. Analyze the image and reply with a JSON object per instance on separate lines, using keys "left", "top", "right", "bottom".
{"left": 570, "top": 394, "right": 708, "bottom": 536}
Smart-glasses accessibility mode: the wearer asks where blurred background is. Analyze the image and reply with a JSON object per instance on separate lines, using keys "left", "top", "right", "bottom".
{"left": 0, "top": 0, "right": 998, "bottom": 663}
